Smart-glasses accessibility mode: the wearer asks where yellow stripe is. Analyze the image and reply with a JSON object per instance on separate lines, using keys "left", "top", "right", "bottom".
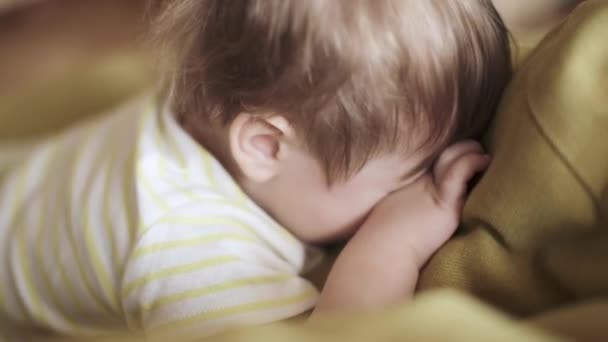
{"left": 194, "top": 195, "right": 299, "bottom": 248}
{"left": 53, "top": 202, "right": 87, "bottom": 316}
{"left": 145, "top": 150, "right": 300, "bottom": 254}
{"left": 151, "top": 201, "right": 299, "bottom": 259}
{"left": 153, "top": 198, "right": 300, "bottom": 255}
{"left": 145, "top": 102, "right": 300, "bottom": 252}
{"left": 122, "top": 150, "right": 139, "bottom": 240}
{"left": 203, "top": 154, "right": 217, "bottom": 187}
{"left": 132, "top": 105, "right": 152, "bottom": 236}
{"left": 153, "top": 145, "right": 206, "bottom": 206}
{"left": 155, "top": 105, "right": 187, "bottom": 169}
{"left": 36, "top": 203, "right": 83, "bottom": 333}
{"left": 138, "top": 164, "right": 170, "bottom": 211}
{"left": 168, "top": 118, "right": 247, "bottom": 206}
{"left": 232, "top": 201, "right": 301, "bottom": 248}
{"left": 5, "top": 162, "right": 35, "bottom": 320}
{"left": 82, "top": 140, "right": 121, "bottom": 313}
{"left": 102, "top": 149, "right": 120, "bottom": 278}
{"left": 122, "top": 255, "right": 239, "bottom": 296}
{"left": 195, "top": 190, "right": 299, "bottom": 249}
{"left": 63, "top": 144, "right": 115, "bottom": 316}
{"left": 166, "top": 184, "right": 301, "bottom": 251}
{"left": 162, "top": 170, "right": 204, "bottom": 203}
{"left": 154, "top": 153, "right": 197, "bottom": 223}
{"left": 18, "top": 230, "right": 46, "bottom": 323}
{"left": 153, "top": 215, "right": 258, "bottom": 236}
{"left": 136, "top": 105, "right": 169, "bottom": 212}
{"left": 132, "top": 233, "right": 257, "bottom": 258}
{"left": 83, "top": 207, "right": 119, "bottom": 313}
{"left": 183, "top": 122, "right": 223, "bottom": 181}
{"left": 15, "top": 169, "right": 47, "bottom": 324}
{"left": 63, "top": 208, "right": 115, "bottom": 316}
{"left": 156, "top": 289, "right": 317, "bottom": 331}
{"left": 151, "top": 111, "right": 180, "bottom": 186}
{"left": 235, "top": 188, "right": 249, "bottom": 207}
{"left": 143, "top": 274, "right": 293, "bottom": 313}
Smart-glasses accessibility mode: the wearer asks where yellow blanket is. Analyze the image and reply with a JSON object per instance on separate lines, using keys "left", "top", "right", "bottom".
{"left": 419, "top": 0, "right": 608, "bottom": 316}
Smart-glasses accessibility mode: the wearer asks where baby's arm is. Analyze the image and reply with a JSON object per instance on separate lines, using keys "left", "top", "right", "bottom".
{"left": 312, "top": 142, "right": 490, "bottom": 315}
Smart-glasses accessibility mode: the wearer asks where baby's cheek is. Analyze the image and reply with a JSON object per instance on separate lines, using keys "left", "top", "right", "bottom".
{"left": 316, "top": 206, "right": 370, "bottom": 242}
{"left": 315, "top": 184, "right": 387, "bottom": 240}
{"left": 340, "top": 200, "right": 380, "bottom": 234}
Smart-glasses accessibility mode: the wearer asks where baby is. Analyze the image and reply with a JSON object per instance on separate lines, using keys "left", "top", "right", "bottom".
{"left": 0, "top": 0, "right": 511, "bottom": 338}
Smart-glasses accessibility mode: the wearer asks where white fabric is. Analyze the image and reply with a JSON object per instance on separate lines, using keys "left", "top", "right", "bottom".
{"left": 0, "top": 93, "right": 321, "bottom": 337}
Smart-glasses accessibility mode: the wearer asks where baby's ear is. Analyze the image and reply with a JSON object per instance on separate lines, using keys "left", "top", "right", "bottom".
{"left": 229, "top": 113, "right": 294, "bottom": 183}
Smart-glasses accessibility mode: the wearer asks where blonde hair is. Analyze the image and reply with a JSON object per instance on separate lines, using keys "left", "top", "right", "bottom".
{"left": 149, "top": 0, "right": 511, "bottom": 180}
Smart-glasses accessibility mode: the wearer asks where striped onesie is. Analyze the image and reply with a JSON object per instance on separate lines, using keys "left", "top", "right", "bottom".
{"left": 0, "top": 93, "right": 321, "bottom": 338}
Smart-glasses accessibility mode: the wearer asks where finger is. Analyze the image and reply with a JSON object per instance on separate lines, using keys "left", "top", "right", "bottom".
{"left": 439, "top": 152, "right": 491, "bottom": 207}
{"left": 433, "top": 140, "right": 483, "bottom": 183}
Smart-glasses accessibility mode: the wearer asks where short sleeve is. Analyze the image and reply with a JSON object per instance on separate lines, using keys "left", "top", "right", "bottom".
{"left": 120, "top": 215, "right": 318, "bottom": 338}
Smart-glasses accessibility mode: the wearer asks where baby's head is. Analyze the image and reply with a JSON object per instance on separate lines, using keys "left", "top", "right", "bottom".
{"left": 151, "top": 0, "right": 511, "bottom": 243}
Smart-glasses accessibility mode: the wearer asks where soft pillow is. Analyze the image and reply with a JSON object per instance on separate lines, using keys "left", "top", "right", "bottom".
{"left": 418, "top": 0, "right": 608, "bottom": 316}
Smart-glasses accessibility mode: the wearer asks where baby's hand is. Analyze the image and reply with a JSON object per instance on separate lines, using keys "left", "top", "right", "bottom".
{"left": 313, "top": 141, "right": 489, "bottom": 314}
{"left": 363, "top": 140, "right": 491, "bottom": 268}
